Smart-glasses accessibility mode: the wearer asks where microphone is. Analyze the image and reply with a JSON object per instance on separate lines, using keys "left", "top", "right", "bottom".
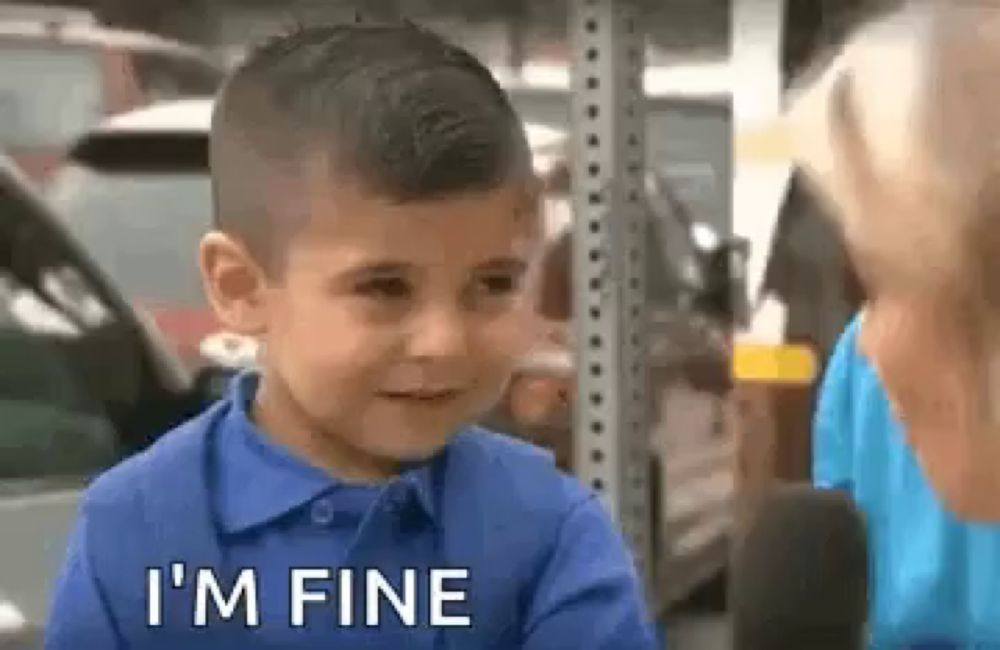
{"left": 730, "top": 484, "right": 869, "bottom": 650}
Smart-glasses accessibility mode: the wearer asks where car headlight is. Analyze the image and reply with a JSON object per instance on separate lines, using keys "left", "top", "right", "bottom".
{"left": 199, "top": 331, "right": 259, "bottom": 370}
{"left": 0, "top": 599, "right": 39, "bottom": 648}
{"left": 0, "top": 600, "right": 26, "bottom": 634}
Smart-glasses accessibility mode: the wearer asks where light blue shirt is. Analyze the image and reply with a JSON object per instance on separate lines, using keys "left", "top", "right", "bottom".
{"left": 813, "top": 316, "right": 1000, "bottom": 648}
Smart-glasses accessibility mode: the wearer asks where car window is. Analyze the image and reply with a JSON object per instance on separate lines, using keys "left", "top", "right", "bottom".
{"left": 508, "top": 90, "right": 731, "bottom": 305}
{"left": 0, "top": 42, "right": 103, "bottom": 150}
{"left": 0, "top": 170, "right": 144, "bottom": 482}
{"left": 47, "top": 165, "right": 212, "bottom": 309}
{"left": 506, "top": 90, "right": 731, "bottom": 233}
{"left": 129, "top": 51, "right": 224, "bottom": 100}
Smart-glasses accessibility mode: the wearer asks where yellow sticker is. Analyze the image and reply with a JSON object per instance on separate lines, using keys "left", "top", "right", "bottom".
{"left": 735, "top": 121, "right": 794, "bottom": 163}
{"left": 732, "top": 343, "right": 818, "bottom": 384}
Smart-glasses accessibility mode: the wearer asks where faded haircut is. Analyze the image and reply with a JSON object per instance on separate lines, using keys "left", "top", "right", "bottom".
{"left": 209, "top": 22, "right": 534, "bottom": 271}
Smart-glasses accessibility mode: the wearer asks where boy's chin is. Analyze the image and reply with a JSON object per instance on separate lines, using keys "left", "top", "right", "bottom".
{"left": 364, "top": 429, "right": 458, "bottom": 465}
{"left": 386, "top": 443, "right": 445, "bottom": 463}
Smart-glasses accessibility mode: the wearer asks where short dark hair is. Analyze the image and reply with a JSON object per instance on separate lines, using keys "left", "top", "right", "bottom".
{"left": 210, "top": 22, "right": 533, "bottom": 269}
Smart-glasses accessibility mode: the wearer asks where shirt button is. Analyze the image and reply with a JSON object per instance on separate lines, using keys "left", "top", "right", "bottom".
{"left": 310, "top": 497, "right": 336, "bottom": 525}
{"left": 384, "top": 486, "right": 409, "bottom": 513}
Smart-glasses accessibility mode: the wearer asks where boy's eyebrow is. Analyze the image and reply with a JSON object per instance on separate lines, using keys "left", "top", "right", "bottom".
{"left": 472, "top": 257, "right": 528, "bottom": 274}
{"left": 341, "top": 262, "right": 414, "bottom": 278}
{"left": 338, "top": 258, "right": 527, "bottom": 277}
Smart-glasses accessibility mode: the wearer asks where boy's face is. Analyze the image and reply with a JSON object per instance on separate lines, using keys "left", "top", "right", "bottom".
{"left": 212, "top": 174, "right": 544, "bottom": 466}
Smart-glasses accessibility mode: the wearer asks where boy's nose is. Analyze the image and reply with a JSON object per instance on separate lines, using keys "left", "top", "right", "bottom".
{"left": 406, "top": 307, "right": 469, "bottom": 360}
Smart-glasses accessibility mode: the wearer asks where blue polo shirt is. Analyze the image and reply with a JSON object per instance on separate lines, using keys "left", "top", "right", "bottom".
{"left": 45, "top": 373, "right": 659, "bottom": 649}
{"left": 813, "top": 316, "right": 1000, "bottom": 649}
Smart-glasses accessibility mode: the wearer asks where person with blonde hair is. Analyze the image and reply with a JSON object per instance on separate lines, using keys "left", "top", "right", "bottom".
{"left": 787, "top": 1, "right": 1000, "bottom": 645}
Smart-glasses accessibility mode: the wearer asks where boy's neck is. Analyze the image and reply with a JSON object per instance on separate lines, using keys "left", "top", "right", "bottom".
{"left": 250, "top": 374, "right": 400, "bottom": 484}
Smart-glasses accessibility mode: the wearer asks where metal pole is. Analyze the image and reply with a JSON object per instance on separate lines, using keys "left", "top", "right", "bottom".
{"left": 569, "top": 0, "right": 652, "bottom": 591}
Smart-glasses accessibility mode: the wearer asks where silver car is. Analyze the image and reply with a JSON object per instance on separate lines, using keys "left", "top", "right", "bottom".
{"left": 0, "top": 153, "right": 222, "bottom": 645}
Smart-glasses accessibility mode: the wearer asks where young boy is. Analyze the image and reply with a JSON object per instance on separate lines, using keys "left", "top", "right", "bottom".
{"left": 44, "top": 23, "right": 660, "bottom": 650}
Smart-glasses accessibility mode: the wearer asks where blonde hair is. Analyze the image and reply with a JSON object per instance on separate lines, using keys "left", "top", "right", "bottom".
{"left": 786, "top": 1, "right": 1000, "bottom": 303}
{"left": 788, "top": 1, "right": 1000, "bottom": 431}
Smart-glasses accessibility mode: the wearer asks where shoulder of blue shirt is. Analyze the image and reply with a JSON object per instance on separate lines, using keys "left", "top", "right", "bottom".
{"left": 813, "top": 312, "right": 865, "bottom": 492}
{"left": 54, "top": 396, "right": 662, "bottom": 648}
{"left": 78, "top": 398, "right": 595, "bottom": 535}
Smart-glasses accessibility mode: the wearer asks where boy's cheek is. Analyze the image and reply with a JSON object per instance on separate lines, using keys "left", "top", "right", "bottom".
{"left": 480, "top": 302, "right": 543, "bottom": 350}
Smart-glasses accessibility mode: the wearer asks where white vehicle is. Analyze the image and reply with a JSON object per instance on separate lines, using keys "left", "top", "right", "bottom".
{"left": 0, "top": 4, "right": 224, "bottom": 182}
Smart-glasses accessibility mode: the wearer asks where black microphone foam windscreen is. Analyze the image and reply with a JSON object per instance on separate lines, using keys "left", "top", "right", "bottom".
{"left": 731, "top": 484, "right": 869, "bottom": 650}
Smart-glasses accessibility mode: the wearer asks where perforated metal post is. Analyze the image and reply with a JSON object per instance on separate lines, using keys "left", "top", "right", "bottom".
{"left": 569, "top": 0, "right": 653, "bottom": 590}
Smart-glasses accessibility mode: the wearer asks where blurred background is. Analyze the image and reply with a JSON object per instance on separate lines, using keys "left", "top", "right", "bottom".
{"left": 0, "top": 0, "right": 890, "bottom": 648}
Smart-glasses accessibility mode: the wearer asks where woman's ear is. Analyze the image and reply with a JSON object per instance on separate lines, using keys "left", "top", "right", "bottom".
{"left": 198, "top": 231, "right": 269, "bottom": 336}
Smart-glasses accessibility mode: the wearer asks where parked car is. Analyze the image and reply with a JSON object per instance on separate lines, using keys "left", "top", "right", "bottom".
{"left": 0, "top": 152, "right": 223, "bottom": 642}
{"left": 497, "top": 74, "right": 740, "bottom": 610}
{"left": 496, "top": 163, "right": 743, "bottom": 610}
{"left": 0, "top": 4, "right": 225, "bottom": 182}
{"left": 46, "top": 97, "right": 571, "bottom": 370}
{"left": 499, "top": 68, "right": 731, "bottom": 240}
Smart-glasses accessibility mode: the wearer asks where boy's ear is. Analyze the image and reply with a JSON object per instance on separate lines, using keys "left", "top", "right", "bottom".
{"left": 198, "top": 231, "right": 269, "bottom": 336}
{"left": 518, "top": 175, "right": 546, "bottom": 236}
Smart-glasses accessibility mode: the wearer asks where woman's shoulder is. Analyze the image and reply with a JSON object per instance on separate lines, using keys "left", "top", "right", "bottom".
{"left": 826, "top": 310, "right": 894, "bottom": 392}
{"left": 814, "top": 311, "right": 896, "bottom": 456}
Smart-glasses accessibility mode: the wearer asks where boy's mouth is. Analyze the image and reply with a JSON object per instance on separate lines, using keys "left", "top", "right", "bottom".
{"left": 378, "top": 389, "right": 461, "bottom": 404}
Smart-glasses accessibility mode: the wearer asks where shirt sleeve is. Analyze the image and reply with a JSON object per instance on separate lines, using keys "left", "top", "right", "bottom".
{"left": 812, "top": 315, "right": 862, "bottom": 492}
{"left": 522, "top": 495, "right": 661, "bottom": 650}
{"left": 44, "top": 501, "right": 124, "bottom": 650}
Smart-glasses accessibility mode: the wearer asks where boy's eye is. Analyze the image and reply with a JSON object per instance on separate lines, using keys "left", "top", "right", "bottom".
{"left": 356, "top": 277, "right": 412, "bottom": 300}
{"left": 475, "top": 274, "right": 520, "bottom": 296}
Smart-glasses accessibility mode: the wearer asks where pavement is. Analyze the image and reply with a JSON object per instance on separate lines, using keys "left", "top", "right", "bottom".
{"left": 667, "top": 613, "right": 730, "bottom": 648}
{"left": 662, "top": 571, "right": 731, "bottom": 649}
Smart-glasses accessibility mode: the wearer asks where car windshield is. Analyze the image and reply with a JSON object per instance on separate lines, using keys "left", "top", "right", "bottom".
{"left": 46, "top": 165, "right": 211, "bottom": 309}
{"left": 0, "top": 42, "right": 102, "bottom": 150}
{"left": 506, "top": 90, "right": 731, "bottom": 234}
{"left": 0, "top": 165, "right": 151, "bottom": 482}
{"left": 507, "top": 90, "right": 731, "bottom": 305}
{"left": 129, "top": 50, "right": 223, "bottom": 100}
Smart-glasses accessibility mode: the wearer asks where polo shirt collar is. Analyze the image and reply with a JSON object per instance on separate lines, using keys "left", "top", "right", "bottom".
{"left": 213, "top": 372, "right": 440, "bottom": 534}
